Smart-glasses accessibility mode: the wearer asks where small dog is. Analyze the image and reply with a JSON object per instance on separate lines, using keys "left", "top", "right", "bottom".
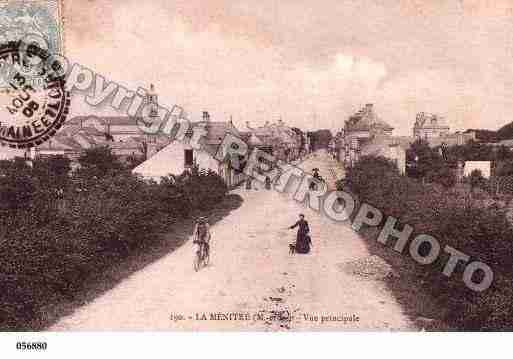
{"left": 289, "top": 243, "right": 296, "bottom": 255}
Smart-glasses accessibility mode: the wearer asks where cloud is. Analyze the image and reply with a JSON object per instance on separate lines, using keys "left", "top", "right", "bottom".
{"left": 62, "top": 0, "right": 513, "bottom": 134}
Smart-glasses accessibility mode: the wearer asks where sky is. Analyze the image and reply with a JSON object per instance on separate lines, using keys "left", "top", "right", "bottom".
{"left": 52, "top": 0, "right": 513, "bottom": 135}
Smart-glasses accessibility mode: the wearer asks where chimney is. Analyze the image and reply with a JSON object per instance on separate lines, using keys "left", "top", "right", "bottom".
{"left": 365, "top": 104, "right": 373, "bottom": 112}
{"left": 202, "top": 111, "right": 210, "bottom": 122}
{"left": 264, "top": 121, "right": 270, "bottom": 127}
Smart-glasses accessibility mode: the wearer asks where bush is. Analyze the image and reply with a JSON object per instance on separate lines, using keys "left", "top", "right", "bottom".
{"left": 0, "top": 156, "right": 228, "bottom": 330}
{"left": 346, "top": 155, "right": 513, "bottom": 330}
{"left": 427, "top": 165, "right": 456, "bottom": 188}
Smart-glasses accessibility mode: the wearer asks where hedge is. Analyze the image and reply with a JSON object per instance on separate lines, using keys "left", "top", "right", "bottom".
{"left": 341, "top": 155, "right": 513, "bottom": 330}
{"left": 0, "top": 160, "right": 228, "bottom": 330}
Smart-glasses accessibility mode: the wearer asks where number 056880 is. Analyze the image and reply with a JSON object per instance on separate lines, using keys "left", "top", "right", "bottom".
{"left": 16, "top": 342, "right": 47, "bottom": 351}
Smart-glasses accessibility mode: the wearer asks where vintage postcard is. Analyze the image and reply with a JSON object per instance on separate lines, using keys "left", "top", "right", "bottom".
{"left": 0, "top": 0, "right": 512, "bottom": 354}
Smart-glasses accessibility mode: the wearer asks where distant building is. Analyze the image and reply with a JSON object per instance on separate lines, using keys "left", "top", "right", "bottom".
{"left": 342, "top": 104, "right": 398, "bottom": 169}
{"left": 66, "top": 116, "right": 146, "bottom": 142}
{"left": 346, "top": 104, "right": 394, "bottom": 138}
{"left": 245, "top": 119, "right": 303, "bottom": 162}
{"left": 413, "top": 112, "right": 475, "bottom": 146}
{"left": 413, "top": 112, "right": 450, "bottom": 139}
{"left": 423, "top": 131, "right": 476, "bottom": 148}
{"left": 33, "top": 84, "right": 173, "bottom": 163}
{"left": 0, "top": 147, "right": 25, "bottom": 161}
{"left": 308, "top": 129, "right": 333, "bottom": 151}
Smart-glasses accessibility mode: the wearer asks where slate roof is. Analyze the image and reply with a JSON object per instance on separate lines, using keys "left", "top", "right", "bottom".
{"left": 346, "top": 105, "right": 394, "bottom": 132}
{"left": 189, "top": 121, "right": 242, "bottom": 145}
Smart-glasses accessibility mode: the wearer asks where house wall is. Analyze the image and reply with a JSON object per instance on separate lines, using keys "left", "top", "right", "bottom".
{"left": 133, "top": 141, "right": 190, "bottom": 180}
{"left": 464, "top": 161, "right": 491, "bottom": 179}
{"left": 0, "top": 148, "right": 25, "bottom": 160}
{"left": 346, "top": 130, "right": 371, "bottom": 139}
{"left": 389, "top": 145, "right": 406, "bottom": 175}
{"left": 414, "top": 127, "right": 450, "bottom": 139}
{"left": 194, "top": 148, "right": 221, "bottom": 174}
{"left": 133, "top": 140, "right": 245, "bottom": 187}
{"left": 36, "top": 149, "right": 67, "bottom": 156}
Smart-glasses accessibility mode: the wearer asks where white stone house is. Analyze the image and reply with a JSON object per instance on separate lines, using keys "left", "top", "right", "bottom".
{"left": 133, "top": 114, "right": 246, "bottom": 187}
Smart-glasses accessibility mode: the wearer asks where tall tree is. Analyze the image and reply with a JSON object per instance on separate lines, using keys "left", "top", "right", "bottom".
{"left": 77, "top": 146, "right": 124, "bottom": 178}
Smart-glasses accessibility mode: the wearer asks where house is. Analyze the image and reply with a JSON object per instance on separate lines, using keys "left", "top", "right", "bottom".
{"left": 413, "top": 112, "right": 475, "bottom": 147}
{"left": 132, "top": 112, "right": 246, "bottom": 187}
{"left": 346, "top": 104, "right": 394, "bottom": 138}
{"left": 413, "top": 112, "right": 450, "bottom": 139}
{"left": 0, "top": 147, "right": 25, "bottom": 160}
{"left": 34, "top": 121, "right": 149, "bottom": 166}
{"left": 308, "top": 129, "right": 334, "bottom": 152}
{"left": 246, "top": 122, "right": 275, "bottom": 155}
{"left": 332, "top": 131, "right": 345, "bottom": 161}
{"left": 342, "top": 104, "right": 396, "bottom": 167}
{"left": 66, "top": 116, "right": 149, "bottom": 142}
{"left": 250, "top": 119, "right": 304, "bottom": 161}
{"left": 464, "top": 161, "right": 492, "bottom": 179}
{"left": 39, "top": 115, "right": 171, "bottom": 163}
{"left": 423, "top": 131, "right": 476, "bottom": 148}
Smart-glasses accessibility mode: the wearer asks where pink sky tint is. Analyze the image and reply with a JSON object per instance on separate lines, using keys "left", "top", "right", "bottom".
{"left": 63, "top": 0, "right": 513, "bottom": 135}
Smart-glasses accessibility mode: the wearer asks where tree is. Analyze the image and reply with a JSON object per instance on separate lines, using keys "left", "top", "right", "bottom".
{"left": 0, "top": 170, "right": 37, "bottom": 211}
{"left": 427, "top": 166, "right": 456, "bottom": 188}
{"left": 496, "top": 160, "right": 513, "bottom": 177}
{"left": 0, "top": 157, "right": 31, "bottom": 176}
{"left": 77, "top": 146, "right": 124, "bottom": 178}
{"left": 469, "top": 169, "right": 487, "bottom": 196}
{"left": 32, "top": 155, "right": 71, "bottom": 188}
{"left": 346, "top": 155, "right": 400, "bottom": 193}
{"left": 407, "top": 139, "right": 444, "bottom": 180}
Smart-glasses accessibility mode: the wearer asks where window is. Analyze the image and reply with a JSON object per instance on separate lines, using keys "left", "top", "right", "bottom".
{"left": 184, "top": 149, "right": 193, "bottom": 167}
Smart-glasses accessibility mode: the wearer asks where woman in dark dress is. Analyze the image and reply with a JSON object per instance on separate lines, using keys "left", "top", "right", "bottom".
{"left": 289, "top": 214, "right": 312, "bottom": 253}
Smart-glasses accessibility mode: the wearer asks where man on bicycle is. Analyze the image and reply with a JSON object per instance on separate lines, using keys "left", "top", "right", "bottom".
{"left": 193, "top": 216, "right": 211, "bottom": 258}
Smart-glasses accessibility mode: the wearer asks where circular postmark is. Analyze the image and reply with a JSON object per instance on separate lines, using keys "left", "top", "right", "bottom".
{"left": 0, "top": 40, "right": 69, "bottom": 149}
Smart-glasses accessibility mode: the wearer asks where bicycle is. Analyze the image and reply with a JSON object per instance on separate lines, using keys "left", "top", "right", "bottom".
{"left": 193, "top": 241, "right": 210, "bottom": 272}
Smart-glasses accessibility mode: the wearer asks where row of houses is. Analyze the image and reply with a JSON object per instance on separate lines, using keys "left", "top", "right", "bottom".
{"left": 33, "top": 116, "right": 170, "bottom": 161}
{"left": 1, "top": 83, "right": 307, "bottom": 187}
{"left": 333, "top": 104, "right": 476, "bottom": 174}
{"left": 132, "top": 112, "right": 306, "bottom": 186}
{"left": 3, "top": 112, "right": 306, "bottom": 189}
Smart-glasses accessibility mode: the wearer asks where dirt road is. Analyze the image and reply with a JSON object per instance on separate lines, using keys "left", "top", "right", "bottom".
{"left": 51, "top": 150, "right": 415, "bottom": 331}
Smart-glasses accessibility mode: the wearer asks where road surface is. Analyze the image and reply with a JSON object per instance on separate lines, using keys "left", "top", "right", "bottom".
{"left": 51, "top": 150, "right": 415, "bottom": 331}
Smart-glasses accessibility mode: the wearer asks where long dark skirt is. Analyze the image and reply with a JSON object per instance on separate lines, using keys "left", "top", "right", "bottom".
{"left": 295, "top": 234, "right": 311, "bottom": 254}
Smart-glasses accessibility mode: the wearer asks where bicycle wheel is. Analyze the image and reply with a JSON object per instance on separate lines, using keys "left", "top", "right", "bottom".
{"left": 193, "top": 251, "right": 201, "bottom": 272}
{"left": 203, "top": 246, "right": 210, "bottom": 267}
